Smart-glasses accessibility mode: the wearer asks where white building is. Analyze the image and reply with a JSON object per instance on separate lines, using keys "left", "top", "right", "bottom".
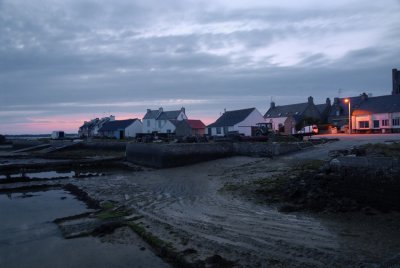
{"left": 206, "top": 108, "right": 265, "bottom": 136}
{"left": 142, "top": 107, "right": 187, "bottom": 134}
{"left": 98, "top": 119, "right": 142, "bottom": 139}
{"left": 352, "top": 94, "right": 400, "bottom": 133}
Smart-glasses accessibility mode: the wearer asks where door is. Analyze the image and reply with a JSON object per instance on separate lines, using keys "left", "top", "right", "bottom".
{"left": 119, "top": 130, "right": 124, "bottom": 139}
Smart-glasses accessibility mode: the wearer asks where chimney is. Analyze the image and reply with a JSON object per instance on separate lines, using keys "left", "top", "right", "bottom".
{"left": 393, "top": 68, "right": 400, "bottom": 95}
{"left": 308, "top": 96, "right": 314, "bottom": 104}
{"left": 333, "top": 97, "right": 339, "bottom": 105}
{"left": 224, "top": 108, "right": 226, "bottom": 113}
{"left": 360, "top": 92, "right": 368, "bottom": 101}
{"left": 270, "top": 101, "right": 275, "bottom": 108}
{"left": 326, "top": 98, "right": 331, "bottom": 106}
{"left": 181, "top": 107, "right": 185, "bottom": 114}
{"left": 109, "top": 115, "right": 115, "bottom": 121}
{"left": 159, "top": 107, "right": 163, "bottom": 112}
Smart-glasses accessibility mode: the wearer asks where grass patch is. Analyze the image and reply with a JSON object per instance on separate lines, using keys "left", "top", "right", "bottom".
{"left": 95, "top": 206, "right": 131, "bottom": 220}
{"left": 127, "top": 222, "right": 173, "bottom": 249}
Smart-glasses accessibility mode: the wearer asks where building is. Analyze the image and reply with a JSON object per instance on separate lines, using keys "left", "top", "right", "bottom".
{"left": 207, "top": 108, "right": 265, "bottom": 136}
{"left": 264, "top": 97, "right": 330, "bottom": 134}
{"left": 78, "top": 115, "right": 115, "bottom": 138}
{"left": 393, "top": 68, "right": 400, "bottom": 95}
{"left": 328, "top": 93, "right": 370, "bottom": 131}
{"left": 98, "top": 119, "right": 142, "bottom": 139}
{"left": 352, "top": 94, "right": 400, "bottom": 133}
{"left": 175, "top": 119, "right": 206, "bottom": 137}
{"left": 142, "top": 107, "right": 187, "bottom": 134}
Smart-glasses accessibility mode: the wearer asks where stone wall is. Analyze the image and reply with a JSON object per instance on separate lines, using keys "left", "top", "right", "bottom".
{"left": 81, "top": 141, "right": 127, "bottom": 151}
{"left": 126, "top": 143, "right": 233, "bottom": 168}
{"left": 126, "top": 142, "right": 308, "bottom": 168}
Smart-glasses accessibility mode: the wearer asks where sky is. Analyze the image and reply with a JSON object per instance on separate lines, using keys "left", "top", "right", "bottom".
{"left": 1, "top": 0, "right": 399, "bottom": 134}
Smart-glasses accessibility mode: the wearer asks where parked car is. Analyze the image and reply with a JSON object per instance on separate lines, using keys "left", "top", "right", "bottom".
{"left": 298, "top": 125, "right": 318, "bottom": 135}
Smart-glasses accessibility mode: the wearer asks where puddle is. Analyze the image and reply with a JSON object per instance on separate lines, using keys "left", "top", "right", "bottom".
{"left": 0, "top": 189, "right": 169, "bottom": 268}
{"left": 0, "top": 171, "right": 104, "bottom": 181}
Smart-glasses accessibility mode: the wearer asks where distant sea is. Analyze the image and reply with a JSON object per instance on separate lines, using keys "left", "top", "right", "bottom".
{"left": 5, "top": 134, "right": 78, "bottom": 140}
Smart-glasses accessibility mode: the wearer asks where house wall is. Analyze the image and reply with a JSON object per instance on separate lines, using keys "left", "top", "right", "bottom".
{"left": 353, "top": 112, "right": 400, "bottom": 131}
{"left": 233, "top": 109, "right": 266, "bottom": 136}
{"left": 284, "top": 116, "right": 297, "bottom": 135}
{"left": 143, "top": 118, "right": 157, "bottom": 133}
{"left": 265, "top": 117, "right": 287, "bottom": 131}
{"left": 207, "top": 126, "right": 234, "bottom": 136}
{"left": 158, "top": 120, "right": 177, "bottom": 133}
{"left": 125, "top": 120, "right": 143, "bottom": 137}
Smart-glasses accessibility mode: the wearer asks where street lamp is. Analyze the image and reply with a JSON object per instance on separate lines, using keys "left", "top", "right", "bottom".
{"left": 344, "top": 98, "right": 351, "bottom": 134}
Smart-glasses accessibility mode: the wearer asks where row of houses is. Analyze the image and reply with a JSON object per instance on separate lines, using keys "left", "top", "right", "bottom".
{"left": 79, "top": 69, "right": 400, "bottom": 138}
{"left": 78, "top": 108, "right": 206, "bottom": 139}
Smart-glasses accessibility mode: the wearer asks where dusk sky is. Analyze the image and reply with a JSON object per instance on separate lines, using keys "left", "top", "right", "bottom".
{"left": 1, "top": 0, "right": 399, "bottom": 134}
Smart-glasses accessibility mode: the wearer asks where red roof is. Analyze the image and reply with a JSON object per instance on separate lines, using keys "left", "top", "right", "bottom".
{"left": 186, "top": 119, "right": 206, "bottom": 129}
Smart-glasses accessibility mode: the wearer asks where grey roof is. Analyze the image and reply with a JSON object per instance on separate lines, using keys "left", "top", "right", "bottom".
{"left": 316, "top": 103, "right": 328, "bottom": 114}
{"left": 99, "top": 119, "right": 138, "bottom": 132}
{"left": 168, "top": 119, "right": 180, "bottom": 127}
{"left": 264, "top": 103, "right": 308, "bottom": 118}
{"left": 157, "top": 110, "right": 182, "bottom": 120}
{"left": 354, "top": 94, "right": 400, "bottom": 114}
{"left": 143, "top": 110, "right": 161, "bottom": 119}
{"left": 208, "top": 108, "right": 256, "bottom": 128}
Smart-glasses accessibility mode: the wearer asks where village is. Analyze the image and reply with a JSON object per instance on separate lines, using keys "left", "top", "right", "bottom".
{"left": 75, "top": 69, "right": 400, "bottom": 142}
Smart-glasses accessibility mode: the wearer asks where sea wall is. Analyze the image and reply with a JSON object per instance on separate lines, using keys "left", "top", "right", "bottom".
{"left": 126, "top": 143, "right": 233, "bottom": 168}
{"left": 81, "top": 141, "right": 127, "bottom": 151}
{"left": 126, "top": 142, "right": 307, "bottom": 168}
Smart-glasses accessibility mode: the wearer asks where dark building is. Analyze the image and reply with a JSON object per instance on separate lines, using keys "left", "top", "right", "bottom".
{"left": 264, "top": 96, "right": 331, "bottom": 134}
{"left": 393, "top": 68, "right": 400, "bottom": 95}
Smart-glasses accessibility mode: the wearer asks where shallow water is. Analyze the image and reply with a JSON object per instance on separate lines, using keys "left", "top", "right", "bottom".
{"left": 0, "top": 171, "right": 102, "bottom": 180}
{"left": 0, "top": 190, "right": 169, "bottom": 268}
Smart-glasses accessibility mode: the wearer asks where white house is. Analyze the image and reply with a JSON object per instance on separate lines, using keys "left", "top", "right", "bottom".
{"left": 142, "top": 107, "right": 187, "bottom": 133}
{"left": 98, "top": 119, "right": 142, "bottom": 139}
{"left": 206, "top": 108, "right": 265, "bottom": 136}
{"left": 352, "top": 94, "right": 400, "bottom": 133}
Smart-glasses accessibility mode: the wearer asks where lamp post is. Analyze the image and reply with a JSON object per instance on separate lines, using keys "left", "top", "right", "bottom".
{"left": 344, "top": 98, "right": 351, "bottom": 134}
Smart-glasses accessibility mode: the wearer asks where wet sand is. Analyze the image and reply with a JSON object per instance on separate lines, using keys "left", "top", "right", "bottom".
{"left": 72, "top": 155, "right": 400, "bottom": 267}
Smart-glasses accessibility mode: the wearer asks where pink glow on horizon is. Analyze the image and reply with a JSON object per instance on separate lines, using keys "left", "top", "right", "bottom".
{"left": 0, "top": 113, "right": 217, "bottom": 135}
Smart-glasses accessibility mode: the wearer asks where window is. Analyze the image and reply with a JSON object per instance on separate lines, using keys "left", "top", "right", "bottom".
{"left": 373, "top": 120, "right": 379, "bottom": 128}
{"left": 359, "top": 121, "right": 369, "bottom": 129}
{"left": 158, "top": 120, "right": 162, "bottom": 128}
{"left": 382, "top": 119, "right": 389, "bottom": 127}
{"left": 393, "top": 118, "right": 400, "bottom": 126}
{"left": 167, "top": 129, "right": 171, "bottom": 133}
{"left": 208, "top": 128, "right": 211, "bottom": 135}
{"left": 147, "top": 120, "right": 150, "bottom": 127}
{"left": 216, "top": 127, "right": 221, "bottom": 134}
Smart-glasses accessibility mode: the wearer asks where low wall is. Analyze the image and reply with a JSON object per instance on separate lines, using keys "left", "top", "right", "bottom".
{"left": 126, "top": 143, "right": 233, "bottom": 168}
{"left": 81, "top": 141, "right": 127, "bottom": 151}
{"left": 126, "top": 142, "right": 307, "bottom": 168}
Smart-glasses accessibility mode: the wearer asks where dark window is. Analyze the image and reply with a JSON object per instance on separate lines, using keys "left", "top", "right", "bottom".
{"left": 373, "top": 120, "right": 379, "bottom": 128}
{"left": 393, "top": 118, "right": 400, "bottom": 126}
{"left": 216, "top": 127, "right": 221, "bottom": 134}
{"left": 382, "top": 119, "right": 389, "bottom": 126}
{"left": 359, "top": 121, "right": 369, "bottom": 128}
{"left": 208, "top": 128, "right": 211, "bottom": 135}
